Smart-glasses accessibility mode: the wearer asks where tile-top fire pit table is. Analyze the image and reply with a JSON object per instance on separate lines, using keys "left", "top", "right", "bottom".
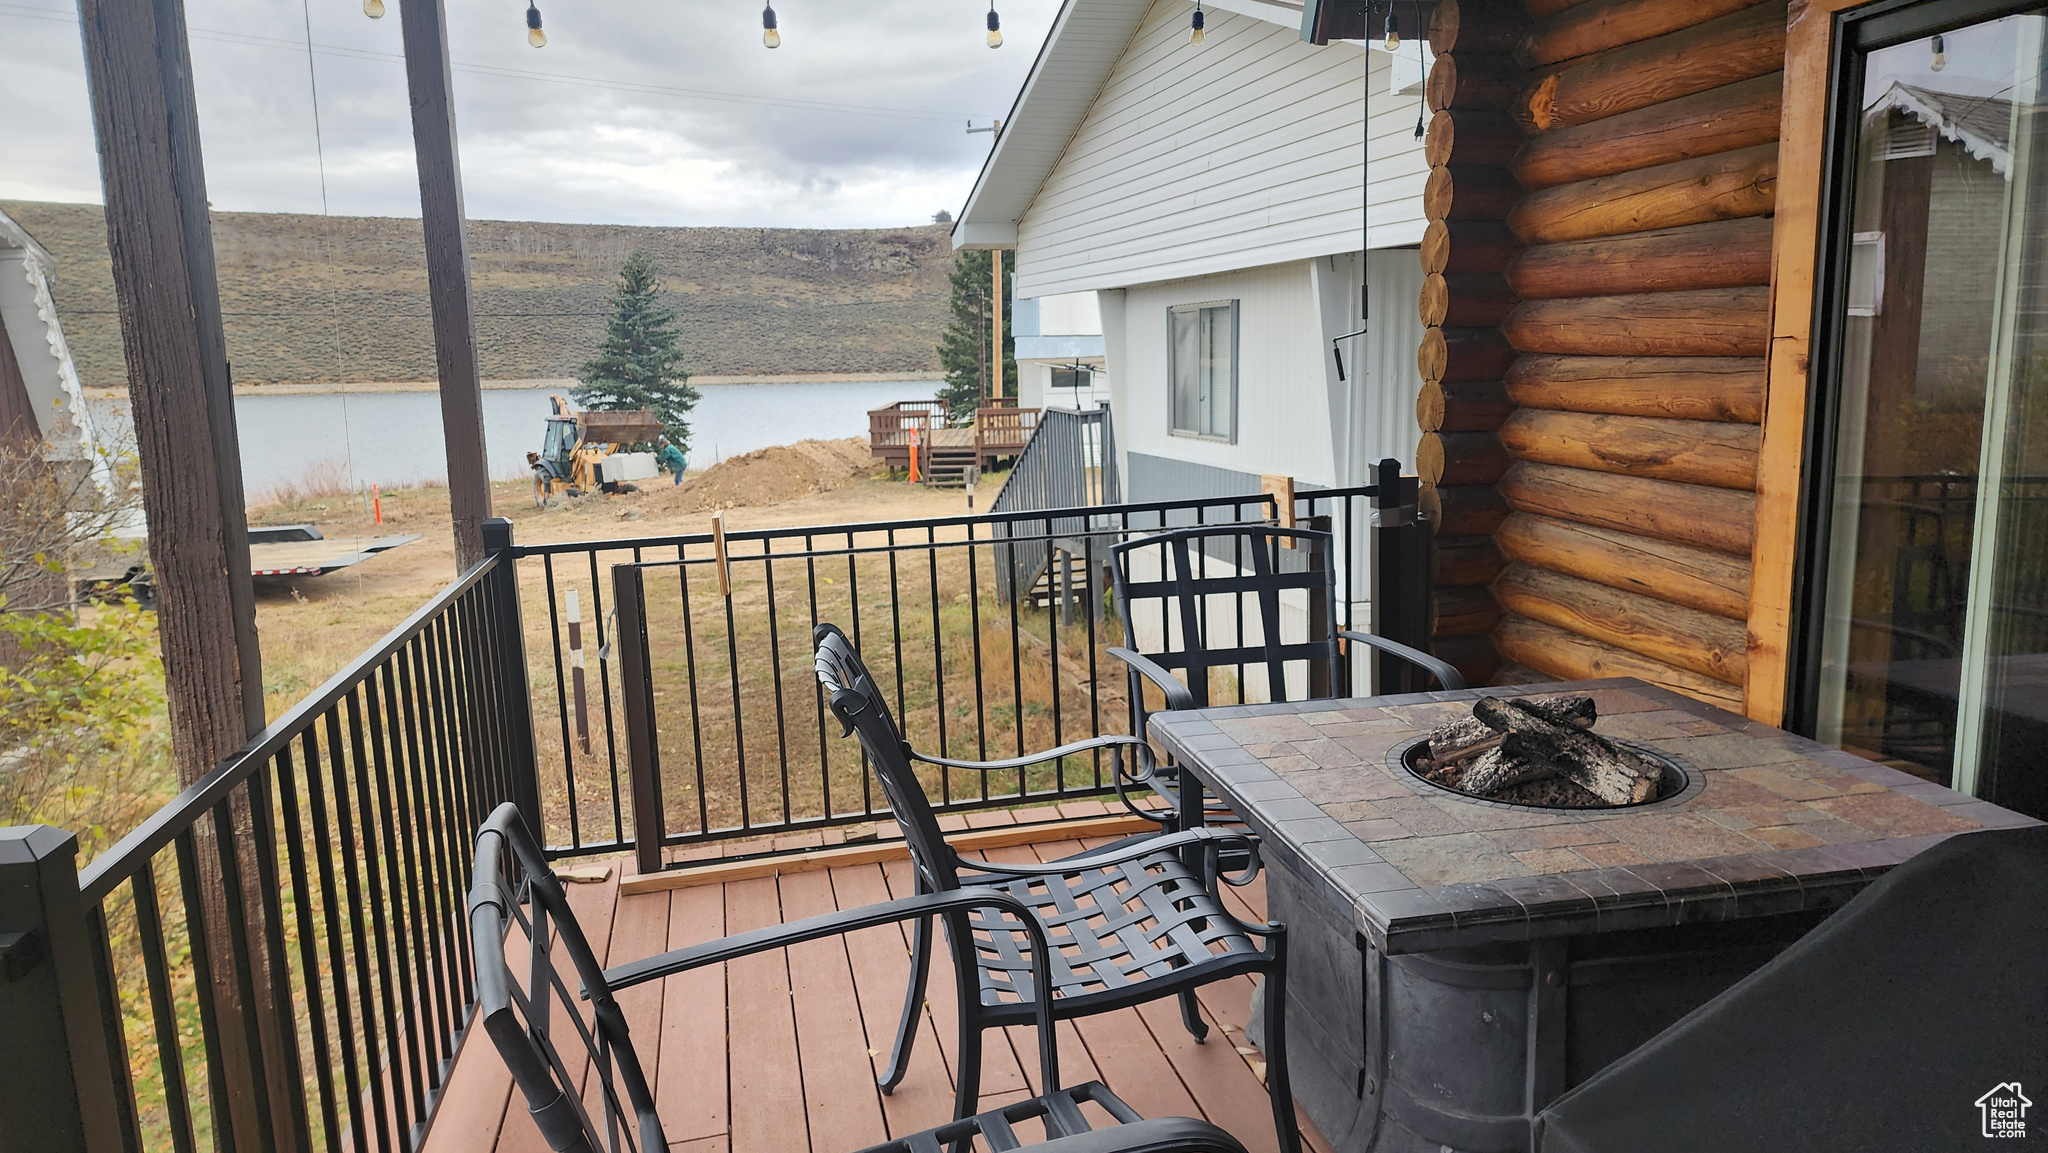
{"left": 1149, "top": 678, "right": 2039, "bottom": 1153}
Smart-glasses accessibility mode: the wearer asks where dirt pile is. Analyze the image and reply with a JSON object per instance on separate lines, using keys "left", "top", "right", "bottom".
{"left": 645, "top": 438, "right": 882, "bottom": 514}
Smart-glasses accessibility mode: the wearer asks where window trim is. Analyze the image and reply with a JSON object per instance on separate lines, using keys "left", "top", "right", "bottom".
{"left": 1785, "top": 0, "right": 2044, "bottom": 733}
{"left": 1167, "top": 299, "right": 1240, "bottom": 444}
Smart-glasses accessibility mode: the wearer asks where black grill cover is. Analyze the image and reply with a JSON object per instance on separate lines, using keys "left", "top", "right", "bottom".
{"left": 1536, "top": 825, "right": 2048, "bottom": 1152}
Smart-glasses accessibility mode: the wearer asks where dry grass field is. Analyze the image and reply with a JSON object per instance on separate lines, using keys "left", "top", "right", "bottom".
{"left": 4, "top": 200, "right": 951, "bottom": 388}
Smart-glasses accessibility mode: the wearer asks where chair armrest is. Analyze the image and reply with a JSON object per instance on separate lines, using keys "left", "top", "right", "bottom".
{"left": 963, "top": 825, "right": 1262, "bottom": 885}
{"left": 605, "top": 887, "right": 1043, "bottom": 990}
{"left": 1338, "top": 630, "right": 1467, "bottom": 690}
{"left": 910, "top": 733, "right": 1150, "bottom": 772}
{"left": 1107, "top": 647, "right": 1196, "bottom": 711}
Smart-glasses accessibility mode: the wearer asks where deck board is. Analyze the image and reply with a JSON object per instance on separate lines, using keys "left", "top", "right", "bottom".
{"left": 429, "top": 843, "right": 1330, "bottom": 1153}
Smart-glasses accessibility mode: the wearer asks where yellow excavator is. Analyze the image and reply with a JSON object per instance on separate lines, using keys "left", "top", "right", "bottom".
{"left": 528, "top": 395, "right": 667, "bottom": 506}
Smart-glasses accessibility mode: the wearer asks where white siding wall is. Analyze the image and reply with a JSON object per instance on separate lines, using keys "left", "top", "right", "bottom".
{"left": 1107, "top": 261, "right": 1338, "bottom": 484}
{"left": 1011, "top": 0, "right": 1429, "bottom": 297}
{"left": 1038, "top": 292, "right": 1103, "bottom": 335}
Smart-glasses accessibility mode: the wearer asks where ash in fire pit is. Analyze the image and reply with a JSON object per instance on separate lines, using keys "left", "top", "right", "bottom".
{"left": 1406, "top": 693, "right": 1681, "bottom": 808}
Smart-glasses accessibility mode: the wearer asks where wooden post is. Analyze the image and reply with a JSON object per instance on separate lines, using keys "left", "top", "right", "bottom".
{"left": 399, "top": 0, "right": 492, "bottom": 570}
{"left": 992, "top": 248, "right": 1005, "bottom": 402}
{"left": 72, "top": 0, "right": 293, "bottom": 1144}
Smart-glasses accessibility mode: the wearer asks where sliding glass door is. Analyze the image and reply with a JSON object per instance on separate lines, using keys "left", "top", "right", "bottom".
{"left": 1802, "top": 0, "right": 2048, "bottom": 818}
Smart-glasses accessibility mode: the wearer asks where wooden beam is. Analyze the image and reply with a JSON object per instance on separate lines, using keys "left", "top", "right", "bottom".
{"left": 1494, "top": 613, "right": 1743, "bottom": 709}
{"left": 1498, "top": 409, "right": 1761, "bottom": 489}
{"left": 1496, "top": 512, "right": 1751, "bottom": 619}
{"left": 1500, "top": 461, "right": 1755, "bottom": 555}
{"left": 1507, "top": 144, "right": 1779, "bottom": 245}
{"left": 399, "top": 0, "right": 492, "bottom": 571}
{"left": 1502, "top": 288, "right": 1773, "bottom": 357}
{"left": 1517, "top": 1, "right": 1787, "bottom": 131}
{"left": 1518, "top": 0, "right": 1771, "bottom": 68}
{"left": 1506, "top": 217, "right": 1774, "bottom": 299}
{"left": 1512, "top": 72, "right": 1783, "bottom": 188}
{"left": 74, "top": 0, "right": 282, "bottom": 1142}
{"left": 618, "top": 813, "right": 1163, "bottom": 895}
{"left": 1422, "top": 219, "right": 1519, "bottom": 275}
{"left": 1748, "top": 0, "right": 1860, "bottom": 725}
{"left": 1505, "top": 355, "right": 1766, "bottom": 423}
{"left": 1418, "top": 379, "right": 1514, "bottom": 432}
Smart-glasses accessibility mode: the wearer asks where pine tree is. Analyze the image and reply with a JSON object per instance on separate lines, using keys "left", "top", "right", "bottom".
{"left": 935, "top": 249, "right": 1014, "bottom": 422}
{"left": 574, "top": 248, "right": 700, "bottom": 447}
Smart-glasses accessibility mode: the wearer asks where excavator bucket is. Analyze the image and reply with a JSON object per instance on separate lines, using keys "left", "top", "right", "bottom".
{"left": 578, "top": 409, "right": 665, "bottom": 445}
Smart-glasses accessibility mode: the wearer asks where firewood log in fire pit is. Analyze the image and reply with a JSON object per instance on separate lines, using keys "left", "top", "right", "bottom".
{"left": 1475, "top": 697, "right": 1660, "bottom": 804}
{"left": 1424, "top": 693, "right": 1660, "bottom": 805}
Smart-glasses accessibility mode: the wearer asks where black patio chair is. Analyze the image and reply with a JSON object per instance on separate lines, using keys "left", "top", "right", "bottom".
{"left": 1105, "top": 524, "right": 1464, "bottom": 833}
{"left": 812, "top": 624, "right": 1301, "bottom": 1153}
{"left": 468, "top": 801, "right": 1254, "bottom": 1153}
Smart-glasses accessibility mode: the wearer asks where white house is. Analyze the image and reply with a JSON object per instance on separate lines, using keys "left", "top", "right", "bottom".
{"left": 955, "top": 0, "right": 1433, "bottom": 503}
{"left": 0, "top": 207, "right": 98, "bottom": 471}
{"left": 1012, "top": 290, "right": 1110, "bottom": 410}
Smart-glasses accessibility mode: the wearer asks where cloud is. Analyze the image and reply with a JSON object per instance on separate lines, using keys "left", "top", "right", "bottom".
{"left": 0, "top": 0, "right": 1050, "bottom": 227}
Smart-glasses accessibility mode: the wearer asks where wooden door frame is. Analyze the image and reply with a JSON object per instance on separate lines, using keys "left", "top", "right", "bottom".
{"left": 1747, "top": 0, "right": 2039, "bottom": 725}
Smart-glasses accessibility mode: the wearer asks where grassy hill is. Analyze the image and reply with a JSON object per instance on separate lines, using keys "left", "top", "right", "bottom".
{"left": 4, "top": 201, "right": 951, "bottom": 389}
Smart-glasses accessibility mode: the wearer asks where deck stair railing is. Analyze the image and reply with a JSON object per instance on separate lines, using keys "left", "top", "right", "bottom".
{"left": 990, "top": 406, "right": 1121, "bottom": 608}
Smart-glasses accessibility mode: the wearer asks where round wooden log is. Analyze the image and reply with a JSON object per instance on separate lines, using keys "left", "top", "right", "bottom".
{"left": 1419, "top": 431, "right": 1513, "bottom": 487}
{"left": 1431, "top": 632, "right": 1504, "bottom": 687}
{"left": 1426, "top": 110, "right": 1528, "bottom": 170}
{"left": 1499, "top": 409, "right": 1761, "bottom": 489}
{"left": 1428, "top": 482, "right": 1512, "bottom": 537}
{"left": 1420, "top": 326, "right": 1519, "bottom": 383}
{"left": 1429, "top": 53, "right": 1531, "bottom": 112}
{"left": 1429, "top": 0, "right": 1533, "bottom": 56}
{"left": 1502, "top": 287, "right": 1772, "bottom": 357}
{"left": 1518, "top": 1, "right": 1787, "bottom": 131}
{"left": 1505, "top": 217, "right": 1773, "bottom": 299}
{"left": 1525, "top": 0, "right": 1593, "bottom": 19}
{"left": 1435, "top": 584, "right": 1505, "bottom": 637}
{"left": 1496, "top": 512, "right": 1751, "bottom": 619}
{"left": 1418, "top": 379, "right": 1514, "bottom": 432}
{"left": 1422, "top": 219, "right": 1519, "bottom": 275}
{"left": 1508, "top": 143, "right": 1778, "bottom": 245}
{"left": 1505, "top": 355, "right": 1766, "bottom": 422}
{"left": 1436, "top": 534, "right": 1508, "bottom": 586}
{"left": 1425, "top": 165, "right": 1521, "bottom": 223}
{"left": 1500, "top": 460, "right": 1754, "bottom": 555}
{"left": 1420, "top": 272, "right": 1516, "bottom": 328}
{"left": 1518, "top": 0, "right": 1771, "bottom": 68}
{"left": 1494, "top": 563, "right": 1747, "bottom": 685}
{"left": 1496, "top": 614, "right": 1742, "bottom": 708}
{"left": 1513, "top": 73, "right": 1782, "bottom": 188}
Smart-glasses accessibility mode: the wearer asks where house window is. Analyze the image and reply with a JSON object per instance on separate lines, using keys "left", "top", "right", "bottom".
{"left": 1051, "top": 366, "right": 1091, "bottom": 392}
{"left": 1795, "top": 0, "right": 2048, "bottom": 819}
{"left": 1170, "top": 301, "right": 1237, "bottom": 441}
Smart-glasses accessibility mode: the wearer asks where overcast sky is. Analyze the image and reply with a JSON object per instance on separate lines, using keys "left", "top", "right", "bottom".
{"left": 0, "top": 0, "right": 1052, "bottom": 227}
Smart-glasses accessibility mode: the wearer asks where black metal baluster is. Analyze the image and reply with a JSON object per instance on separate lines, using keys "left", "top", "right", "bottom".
{"left": 173, "top": 827, "right": 240, "bottom": 1153}
{"left": 324, "top": 704, "right": 393, "bottom": 1151}
{"left": 206, "top": 792, "right": 280, "bottom": 1153}
{"left": 677, "top": 559, "right": 710, "bottom": 838}
{"left": 760, "top": 537, "right": 793, "bottom": 826}
{"left": 540, "top": 555, "right": 579, "bottom": 848}
{"left": 132, "top": 861, "right": 199, "bottom": 1153}
{"left": 275, "top": 742, "right": 344, "bottom": 1153}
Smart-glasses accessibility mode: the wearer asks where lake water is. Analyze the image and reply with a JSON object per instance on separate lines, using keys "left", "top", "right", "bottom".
{"left": 92, "top": 380, "right": 938, "bottom": 499}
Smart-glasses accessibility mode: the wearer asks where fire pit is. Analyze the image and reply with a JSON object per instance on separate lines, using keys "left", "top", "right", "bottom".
{"left": 1398, "top": 692, "right": 1698, "bottom": 809}
{"left": 1148, "top": 679, "right": 2034, "bottom": 1153}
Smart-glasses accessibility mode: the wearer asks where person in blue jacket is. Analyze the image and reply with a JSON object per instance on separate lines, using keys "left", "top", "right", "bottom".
{"left": 655, "top": 436, "right": 688, "bottom": 484}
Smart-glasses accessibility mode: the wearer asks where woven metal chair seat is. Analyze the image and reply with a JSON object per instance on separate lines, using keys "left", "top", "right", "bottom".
{"left": 960, "top": 854, "right": 1266, "bottom": 1016}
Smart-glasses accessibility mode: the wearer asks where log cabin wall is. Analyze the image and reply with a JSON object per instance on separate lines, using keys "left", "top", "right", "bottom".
{"left": 1417, "top": 0, "right": 1788, "bottom": 711}
{"left": 1414, "top": 0, "right": 1530, "bottom": 687}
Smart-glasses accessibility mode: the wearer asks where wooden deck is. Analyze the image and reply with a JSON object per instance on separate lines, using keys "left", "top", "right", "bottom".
{"left": 424, "top": 801, "right": 1330, "bottom": 1153}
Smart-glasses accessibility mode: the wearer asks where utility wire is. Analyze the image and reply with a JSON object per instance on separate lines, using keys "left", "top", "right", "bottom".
{"left": 0, "top": 1, "right": 992, "bottom": 123}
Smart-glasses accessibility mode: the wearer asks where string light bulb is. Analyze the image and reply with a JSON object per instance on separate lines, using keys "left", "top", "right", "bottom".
{"left": 1930, "top": 33, "right": 1946, "bottom": 71}
{"left": 1383, "top": 7, "right": 1399, "bottom": 52}
{"left": 986, "top": 3, "right": 1002, "bottom": 48}
{"left": 525, "top": 2, "right": 545, "bottom": 47}
{"left": 1189, "top": 1, "right": 1204, "bottom": 44}
{"left": 363, "top": 0, "right": 384, "bottom": 18}
{"left": 762, "top": 2, "right": 779, "bottom": 48}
